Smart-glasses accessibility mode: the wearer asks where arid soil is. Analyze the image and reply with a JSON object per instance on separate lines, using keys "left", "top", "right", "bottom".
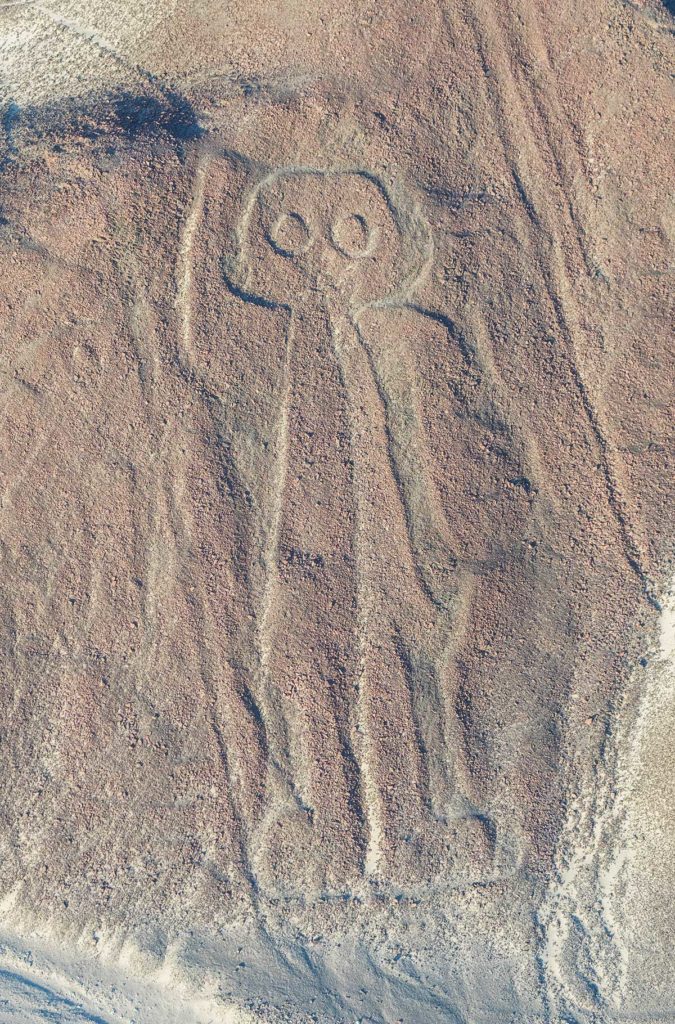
{"left": 0, "top": 0, "right": 673, "bottom": 1021}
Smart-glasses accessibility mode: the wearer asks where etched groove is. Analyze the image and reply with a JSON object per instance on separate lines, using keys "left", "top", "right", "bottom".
{"left": 354, "top": 318, "right": 452, "bottom": 617}
{"left": 491, "top": 0, "right": 659, "bottom": 607}
{"left": 330, "top": 320, "right": 384, "bottom": 876}
{"left": 256, "top": 311, "right": 291, "bottom": 692}
{"left": 193, "top": 430, "right": 271, "bottom": 808}
{"left": 175, "top": 157, "right": 208, "bottom": 369}
{"left": 160, "top": 447, "right": 262, "bottom": 900}
{"left": 455, "top": 0, "right": 659, "bottom": 609}
{"left": 392, "top": 628, "right": 433, "bottom": 813}
{"left": 546, "top": 289, "right": 661, "bottom": 611}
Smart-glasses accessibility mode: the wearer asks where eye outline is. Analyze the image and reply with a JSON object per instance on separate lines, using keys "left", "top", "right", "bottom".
{"left": 329, "top": 212, "right": 378, "bottom": 259}
{"left": 266, "top": 211, "right": 314, "bottom": 258}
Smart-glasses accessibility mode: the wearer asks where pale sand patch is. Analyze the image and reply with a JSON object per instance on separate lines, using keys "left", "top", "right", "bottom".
{"left": 612, "top": 580, "right": 675, "bottom": 1014}
{"left": 0, "top": 922, "right": 247, "bottom": 1024}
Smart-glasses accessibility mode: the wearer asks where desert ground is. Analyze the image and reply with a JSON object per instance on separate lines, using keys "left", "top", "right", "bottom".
{"left": 0, "top": 0, "right": 673, "bottom": 1020}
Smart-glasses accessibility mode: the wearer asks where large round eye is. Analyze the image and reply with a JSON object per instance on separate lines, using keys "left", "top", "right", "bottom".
{"left": 330, "top": 213, "right": 376, "bottom": 258}
{"left": 268, "top": 212, "right": 312, "bottom": 257}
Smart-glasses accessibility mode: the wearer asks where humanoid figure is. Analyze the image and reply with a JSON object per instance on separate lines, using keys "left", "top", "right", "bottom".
{"left": 181, "top": 166, "right": 531, "bottom": 892}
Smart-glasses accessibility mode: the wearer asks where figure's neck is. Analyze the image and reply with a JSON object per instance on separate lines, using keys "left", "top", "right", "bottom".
{"left": 291, "top": 292, "right": 354, "bottom": 343}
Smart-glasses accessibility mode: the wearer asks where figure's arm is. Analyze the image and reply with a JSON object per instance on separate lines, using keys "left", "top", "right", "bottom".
{"left": 352, "top": 305, "right": 460, "bottom": 612}
{"left": 354, "top": 303, "right": 534, "bottom": 605}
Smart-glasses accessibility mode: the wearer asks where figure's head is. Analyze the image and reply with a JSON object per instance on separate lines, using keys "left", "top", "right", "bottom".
{"left": 229, "top": 169, "right": 427, "bottom": 310}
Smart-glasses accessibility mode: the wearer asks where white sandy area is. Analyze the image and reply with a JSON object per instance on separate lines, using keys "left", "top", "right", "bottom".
{"left": 0, "top": 922, "right": 255, "bottom": 1024}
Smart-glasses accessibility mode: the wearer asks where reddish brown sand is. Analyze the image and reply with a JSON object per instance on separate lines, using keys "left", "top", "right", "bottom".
{"left": 0, "top": 0, "right": 673, "bottom": 1020}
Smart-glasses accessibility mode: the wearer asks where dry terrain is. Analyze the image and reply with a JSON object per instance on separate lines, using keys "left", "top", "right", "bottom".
{"left": 0, "top": 0, "right": 673, "bottom": 1020}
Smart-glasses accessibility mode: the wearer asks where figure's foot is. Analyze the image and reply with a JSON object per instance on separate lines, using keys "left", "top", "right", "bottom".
{"left": 252, "top": 798, "right": 365, "bottom": 900}
{"left": 372, "top": 811, "right": 519, "bottom": 891}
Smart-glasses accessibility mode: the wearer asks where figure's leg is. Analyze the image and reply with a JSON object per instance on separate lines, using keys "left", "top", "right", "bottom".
{"left": 338, "top": 312, "right": 506, "bottom": 887}
{"left": 257, "top": 305, "right": 367, "bottom": 893}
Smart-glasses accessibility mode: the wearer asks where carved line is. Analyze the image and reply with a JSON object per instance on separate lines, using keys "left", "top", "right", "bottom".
{"left": 175, "top": 155, "right": 209, "bottom": 371}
